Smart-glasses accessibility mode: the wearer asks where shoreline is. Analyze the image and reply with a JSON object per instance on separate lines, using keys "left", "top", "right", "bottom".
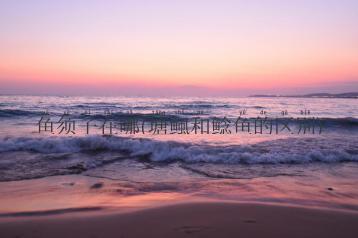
{"left": 1, "top": 173, "right": 358, "bottom": 214}
{"left": 1, "top": 164, "right": 358, "bottom": 238}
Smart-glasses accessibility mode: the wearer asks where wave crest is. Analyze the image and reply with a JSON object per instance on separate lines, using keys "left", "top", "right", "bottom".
{"left": 0, "top": 136, "right": 357, "bottom": 164}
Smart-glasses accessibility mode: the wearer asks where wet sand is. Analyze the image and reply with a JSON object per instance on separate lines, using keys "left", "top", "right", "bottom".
{"left": 1, "top": 173, "right": 358, "bottom": 238}
{"left": 1, "top": 202, "right": 358, "bottom": 238}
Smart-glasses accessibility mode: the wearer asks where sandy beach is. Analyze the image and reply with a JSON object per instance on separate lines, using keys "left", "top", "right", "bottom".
{"left": 1, "top": 167, "right": 358, "bottom": 238}
{"left": 1, "top": 202, "right": 357, "bottom": 238}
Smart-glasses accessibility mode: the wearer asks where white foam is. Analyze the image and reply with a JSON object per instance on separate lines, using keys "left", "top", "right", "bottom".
{"left": 0, "top": 135, "right": 357, "bottom": 164}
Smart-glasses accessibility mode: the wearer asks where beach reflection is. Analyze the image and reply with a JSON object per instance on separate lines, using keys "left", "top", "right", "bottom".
{"left": 1, "top": 163, "right": 358, "bottom": 215}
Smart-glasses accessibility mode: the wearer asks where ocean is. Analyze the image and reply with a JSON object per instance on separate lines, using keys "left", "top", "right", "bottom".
{"left": 0, "top": 95, "right": 357, "bottom": 211}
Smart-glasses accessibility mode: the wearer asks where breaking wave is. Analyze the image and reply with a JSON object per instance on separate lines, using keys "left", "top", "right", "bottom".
{"left": 0, "top": 135, "right": 357, "bottom": 164}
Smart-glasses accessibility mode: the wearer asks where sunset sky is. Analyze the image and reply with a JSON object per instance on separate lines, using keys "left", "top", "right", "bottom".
{"left": 0, "top": 0, "right": 357, "bottom": 96}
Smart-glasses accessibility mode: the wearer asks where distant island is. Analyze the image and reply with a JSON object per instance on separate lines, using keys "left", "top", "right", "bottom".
{"left": 250, "top": 92, "right": 358, "bottom": 99}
